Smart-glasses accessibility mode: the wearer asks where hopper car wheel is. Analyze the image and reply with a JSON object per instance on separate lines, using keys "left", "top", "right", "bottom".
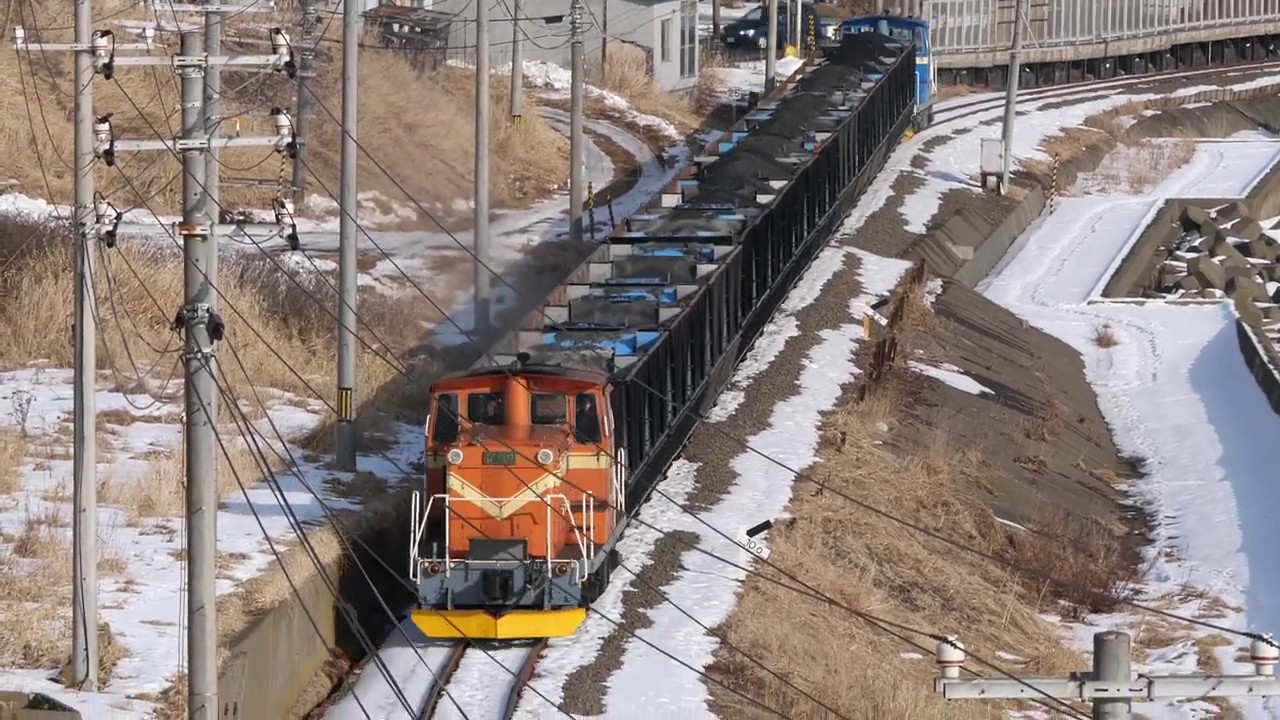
{"left": 582, "top": 550, "right": 622, "bottom": 604}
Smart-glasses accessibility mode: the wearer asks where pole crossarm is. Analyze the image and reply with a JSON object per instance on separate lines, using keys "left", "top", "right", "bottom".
{"left": 12, "top": 25, "right": 296, "bottom": 76}
{"left": 936, "top": 676, "right": 1280, "bottom": 701}
{"left": 107, "top": 222, "right": 289, "bottom": 237}
{"left": 105, "top": 135, "right": 290, "bottom": 153}
{"left": 152, "top": 2, "right": 276, "bottom": 12}
{"left": 933, "top": 632, "right": 1280, "bottom": 716}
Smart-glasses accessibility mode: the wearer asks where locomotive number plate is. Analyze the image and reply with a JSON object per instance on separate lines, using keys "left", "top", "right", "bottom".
{"left": 482, "top": 450, "right": 517, "bottom": 465}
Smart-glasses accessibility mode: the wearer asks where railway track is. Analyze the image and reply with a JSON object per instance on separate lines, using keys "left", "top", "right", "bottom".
{"left": 420, "top": 640, "right": 549, "bottom": 720}
{"left": 933, "top": 59, "right": 1280, "bottom": 127}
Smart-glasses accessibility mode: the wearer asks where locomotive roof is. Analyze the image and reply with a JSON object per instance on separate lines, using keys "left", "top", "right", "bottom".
{"left": 435, "top": 362, "right": 609, "bottom": 387}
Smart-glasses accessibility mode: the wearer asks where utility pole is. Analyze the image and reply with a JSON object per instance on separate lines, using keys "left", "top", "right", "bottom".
{"left": 792, "top": 0, "right": 800, "bottom": 53}
{"left": 764, "top": 0, "right": 778, "bottom": 91}
{"left": 875, "top": 0, "right": 884, "bottom": 13}
{"left": 474, "top": 0, "right": 492, "bottom": 336}
{"left": 934, "top": 631, "right": 1280, "bottom": 718}
{"left": 335, "top": 0, "right": 361, "bottom": 470}
{"left": 71, "top": 0, "right": 97, "bottom": 690}
{"left": 712, "top": 0, "right": 720, "bottom": 40}
{"left": 50, "top": 18, "right": 297, "bottom": 712}
{"left": 204, "top": 5, "right": 222, "bottom": 431}
{"left": 999, "top": 0, "right": 1026, "bottom": 194}
{"left": 292, "top": 0, "right": 319, "bottom": 207}
{"left": 177, "top": 31, "right": 219, "bottom": 716}
{"left": 509, "top": 0, "right": 523, "bottom": 123}
{"left": 568, "top": 0, "right": 584, "bottom": 245}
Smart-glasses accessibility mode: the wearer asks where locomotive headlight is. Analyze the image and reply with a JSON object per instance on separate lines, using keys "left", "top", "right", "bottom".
{"left": 536, "top": 448, "right": 555, "bottom": 465}
{"left": 446, "top": 448, "right": 464, "bottom": 465}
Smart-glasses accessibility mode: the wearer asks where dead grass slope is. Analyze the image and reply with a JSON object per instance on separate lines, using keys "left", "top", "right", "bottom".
{"left": 0, "top": 2, "right": 568, "bottom": 226}
{"left": 706, "top": 272, "right": 1139, "bottom": 719}
{"left": 0, "top": 214, "right": 426, "bottom": 689}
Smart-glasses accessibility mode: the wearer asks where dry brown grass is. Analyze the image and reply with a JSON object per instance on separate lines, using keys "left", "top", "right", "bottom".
{"left": 710, "top": 375, "right": 1086, "bottom": 719}
{"left": 0, "top": 217, "right": 419, "bottom": 422}
{"left": 707, "top": 279, "right": 1121, "bottom": 719}
{"left": 596, "top": 40, "right": 700, "bottom": 134}
{"left": 1093, "top": 323, "right": 1120, "bottom": 348}
{"left": 0, "top": 2, "right": 568, "bottom": 224}
{"left": 0, "top": 427, "right": 21, "bottom": 495}
{"left": 0, "top": 499, "right": 127, "bottom": 679}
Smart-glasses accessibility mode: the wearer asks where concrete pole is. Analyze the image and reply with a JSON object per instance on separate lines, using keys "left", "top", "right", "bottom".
{"left": 568, "top": 0, "right": 584, "bottom": 245}
{"left": 510, "top": 0, "right": 523, "bottom": 121}
{"left": 764, "top": 0, "right": 778, "bottom": 91}
{"left": 292, "top": 0, "right": 319, "bottom": 207}
{"left": 203, "top": 6, "right": 221, "bottom": 428}
{"left": 1092, "top": 631, "right": 1133, "bottom": 719}
{"left": 335, "top": 0, "right": 360, "bottom": 469}
{"left": 712, "top": 0, "right": 720, "bottom": 39}
{"left": 474, "top": 0, "right": 492, "bottom": 336}
{"left": 999, "top": 0, "right": 1025, "bottom": 194}
{"left": 793, "top": 0, "right": 801, "bottom": 52}
{"left": 179, "top": 29, "right": 218, "bottom": 718}
{"left": 70, "top": 0, "right": 98, "bottom": 690}
{"left": 876, "top": 0, "right": 885, "bottom": 14}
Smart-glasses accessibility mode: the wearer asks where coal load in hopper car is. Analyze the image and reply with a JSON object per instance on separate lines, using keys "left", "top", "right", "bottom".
{"left": 407, "top": 31, "right": 919, "bottom": 641}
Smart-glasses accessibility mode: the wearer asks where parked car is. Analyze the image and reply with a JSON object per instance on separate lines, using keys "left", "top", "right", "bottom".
{"left": 719, "top": 2, "right": 826, "bottom": 50}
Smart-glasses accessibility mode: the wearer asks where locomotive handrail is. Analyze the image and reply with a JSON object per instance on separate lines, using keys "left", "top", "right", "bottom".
{"left": 414, "top": 492, "right": 593, "bottom": 584}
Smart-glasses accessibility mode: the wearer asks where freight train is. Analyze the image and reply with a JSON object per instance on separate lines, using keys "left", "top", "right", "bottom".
{"left": 407, "top": 32, "right": 918, "bottom": 640}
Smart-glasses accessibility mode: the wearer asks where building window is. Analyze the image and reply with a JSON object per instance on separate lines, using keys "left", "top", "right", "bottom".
{"left": 660, "top": 18, "right": 672, "bottom": 63}
{"left": 679, "top": 0, "right": 696, "bottom": 78}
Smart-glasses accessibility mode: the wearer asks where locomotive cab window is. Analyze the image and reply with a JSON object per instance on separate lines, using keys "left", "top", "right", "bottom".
{"left": 574, "top": 393, "right": 603, "bottom": 444}
{"left": 431, "top": 393, "right": 459, "bottom": 444}
{"left": 531, "top": 393, "right": 567, "bottom": 425}
{"left": 467, "top": 392, "right": 505, "bottom": 425}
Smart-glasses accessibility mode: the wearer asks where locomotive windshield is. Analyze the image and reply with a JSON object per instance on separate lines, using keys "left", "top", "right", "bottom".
{"left": 431, "top": 392, "right": 460, "bottom": 444}
{"left": 531, "top": 393, "right": 568, "bottom": 425}
{"left": 467, "top": 391, "right": 505, "bottom": 425}
{"left": 574, "top": 393, "right": 603, "bottom": 444}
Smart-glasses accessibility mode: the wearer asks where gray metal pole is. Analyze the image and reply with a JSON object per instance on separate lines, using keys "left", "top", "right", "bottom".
{"left": 793, "top": 0, "right": 800, "bottom": 52}
{"left": 568, "top": 0, "right": 584, "bottom": 246}
{"left": 509, "top": 0, "right": 523, "bottom": 121}
{"left": 203, "top": 7, "right": 221, "bottom": 429}
{"left": 712, "top": 0, "right": 720, "bottom": 39}
{"left": 292, "top": 0, "right": 318, "bottom": 207}
{"left": 335, "top": 0, "right": 360, "bottom": 469}
{"left": 179, "top": 29, "right": 217, "bottom": 718}
{"left": 999, "top": 0, "right": 1025, "bottom": 194}
{"left": 875, "top": 0, "right": 885, "bottom": 13}
{"left": 70, "top": 0, "right": 98, "bottom": 690}
{"left": 1092, "top": 631, "right": 1133, "bottom": 719}
{"left": 764, "top": 0, "right": 777, "bottom": 91}
{"left": 473, "top": 0, "right": 492, "bottom": 336}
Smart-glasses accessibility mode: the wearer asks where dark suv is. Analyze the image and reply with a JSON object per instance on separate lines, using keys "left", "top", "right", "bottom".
{"left": 719, "top": 2, "right": 826, "bottom": 50}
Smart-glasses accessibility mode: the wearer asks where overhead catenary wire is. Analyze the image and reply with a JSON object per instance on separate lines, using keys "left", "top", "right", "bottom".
{"left": 293, "top": 60, "right": 1280, "bottom": 652}
{"left": 97, "top": 37, "right": 1090, "bottom": 717}
{"left": 97, "top": 74, "right": 819, "bottom": 712}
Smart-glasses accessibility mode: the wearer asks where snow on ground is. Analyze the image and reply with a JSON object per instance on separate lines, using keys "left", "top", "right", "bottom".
{"left": 514, "top": 220, "right": 913, "bottom": 716}
{"left": 710, "top": 56, "right": 806, "bottom": 100}
{"left": 908, "top": 360, "right": 995, "bottom": 396}
{"left": 497, "top": 60, "right": 683, "bottom": 143}
{"left": 980, "top": 135, "right": 1280, "bottom": 717}
{"left": 0, "top": 367, "right": 424, "bottom": 715}
{"left": 892, "top": 75, "right": 1280, "bottom": 235}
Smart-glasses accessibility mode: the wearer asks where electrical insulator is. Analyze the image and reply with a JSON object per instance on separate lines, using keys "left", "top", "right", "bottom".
{"left": 12, "top": 26, "right": 25, "bottom": 47}
{"left": 93, "top": 119, "right": 111, "bottom": 147}
{"left": 91, "top": 31, "right": 110, "bottom": 59}
{"left": 271, "top": 28, "right": 291, "bottom": 57}
{"left": 272, "top": 109, "right": 293, "bottom": 140}
{"left": 94, "top": 197, "right": 110, "bottom": 223}
{"left": 141, "top": 26, "right": 155, "bottom": 46}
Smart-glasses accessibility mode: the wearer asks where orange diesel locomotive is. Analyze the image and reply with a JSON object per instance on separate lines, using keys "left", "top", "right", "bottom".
{"left": 409, "top": 355, "right": 624, "bottom": 639}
